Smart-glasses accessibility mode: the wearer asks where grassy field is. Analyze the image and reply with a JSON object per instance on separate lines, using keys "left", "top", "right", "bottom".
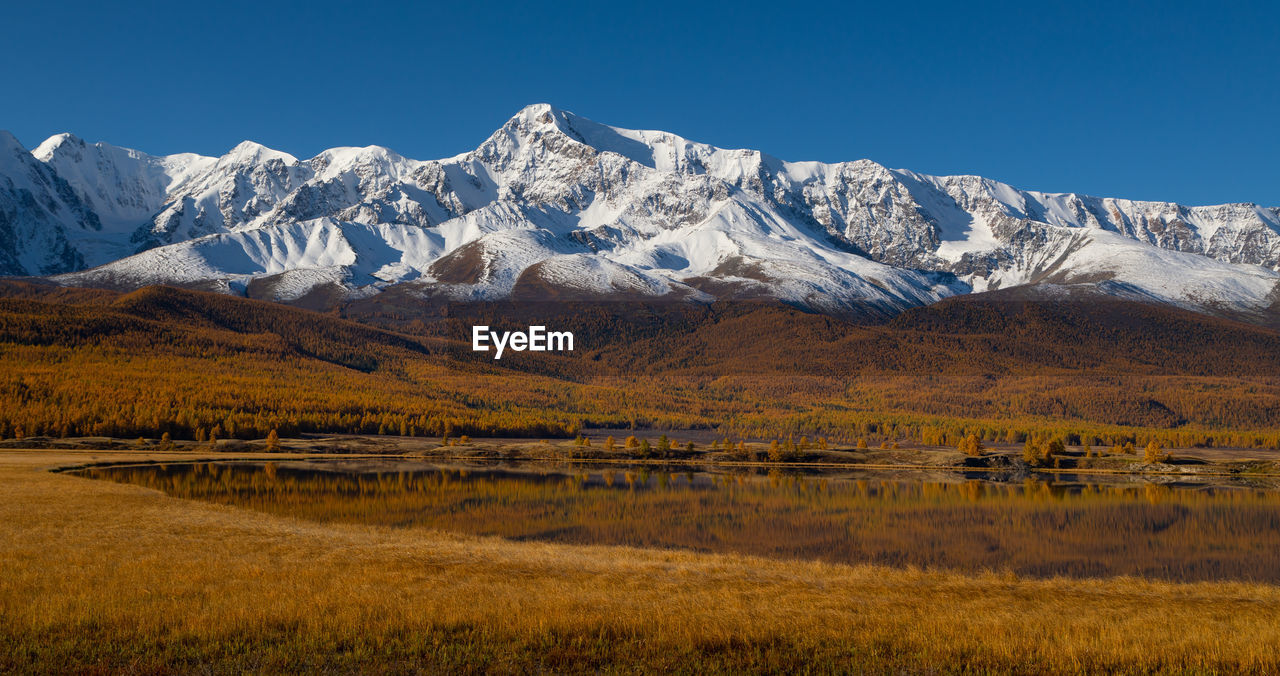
{"left": 5, "top": 450, "right": 1280, "bottom": 674}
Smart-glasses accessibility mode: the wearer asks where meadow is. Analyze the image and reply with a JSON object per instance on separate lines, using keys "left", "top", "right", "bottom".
{"left": 6, "top": 449, "right": 1280, "bottom": 674}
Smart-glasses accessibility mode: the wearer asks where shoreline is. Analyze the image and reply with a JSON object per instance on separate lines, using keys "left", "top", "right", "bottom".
{"left": 14, "top": 434, "right": 1278, "bottom": 482}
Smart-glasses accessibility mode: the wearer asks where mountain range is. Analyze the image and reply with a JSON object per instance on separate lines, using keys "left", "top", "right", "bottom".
{"left": 3, "top": 104, "right": 1279, "bottom": 320}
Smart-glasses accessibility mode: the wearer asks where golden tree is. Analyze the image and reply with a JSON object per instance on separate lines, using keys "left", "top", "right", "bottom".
{"left": 958, "top": 434, "right": 985, "bottom": 457}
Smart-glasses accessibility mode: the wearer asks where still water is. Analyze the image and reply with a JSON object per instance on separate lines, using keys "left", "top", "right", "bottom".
{"left": 74, "top": 460, "right": 1280, "bottom": 583}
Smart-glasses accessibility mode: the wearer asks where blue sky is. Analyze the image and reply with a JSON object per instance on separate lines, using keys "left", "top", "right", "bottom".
{"left": 5, "top": 0, "right": 1277, "bottom": 206}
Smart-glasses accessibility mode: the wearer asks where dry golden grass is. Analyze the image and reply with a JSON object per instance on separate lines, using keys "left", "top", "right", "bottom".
{"left": 4, "top": 449, "right": 1280, "bottom": 674}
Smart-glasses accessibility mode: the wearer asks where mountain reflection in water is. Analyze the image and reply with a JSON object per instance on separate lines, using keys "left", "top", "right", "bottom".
{"left": 74, "top": 460, "right": 1280, "bottom": 583}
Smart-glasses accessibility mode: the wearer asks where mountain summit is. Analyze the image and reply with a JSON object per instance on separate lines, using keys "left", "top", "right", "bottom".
{"left": 2, "top": 104, "right": 1278, "bottom": 318}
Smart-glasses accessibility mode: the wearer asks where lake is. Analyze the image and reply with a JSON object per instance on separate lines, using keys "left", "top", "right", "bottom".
{"left": 72, "top": 459, "right": 1280, "bottom": 583}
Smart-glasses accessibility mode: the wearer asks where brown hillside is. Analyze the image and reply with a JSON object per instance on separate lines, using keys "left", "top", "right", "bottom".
{"left": 1, "top": 282, "right": 1277, "bottom": 447}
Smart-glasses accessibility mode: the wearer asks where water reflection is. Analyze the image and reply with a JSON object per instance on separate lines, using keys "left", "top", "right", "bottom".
{"left": 74, "top": 460, "right": 1280, "bottom": 583}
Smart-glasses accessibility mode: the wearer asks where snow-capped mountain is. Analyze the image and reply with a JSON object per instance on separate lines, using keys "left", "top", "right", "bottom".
{"left": 0, "top": 131, "right": 92, "bottom": 275}
{"left": 3, "top": 104, "right": 1279, "bottom": 317}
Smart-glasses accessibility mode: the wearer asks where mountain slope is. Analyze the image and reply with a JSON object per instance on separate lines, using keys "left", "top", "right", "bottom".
{"left": 3, "top": 105, "right": 1279, "bottom": 318}
{"left": 0, "top": 132, "right": 91, "bottom": 275}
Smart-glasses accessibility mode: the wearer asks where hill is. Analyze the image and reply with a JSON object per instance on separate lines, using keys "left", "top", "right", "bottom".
{"left": 1, "top": 282, "right": 1278, "bottom": 448}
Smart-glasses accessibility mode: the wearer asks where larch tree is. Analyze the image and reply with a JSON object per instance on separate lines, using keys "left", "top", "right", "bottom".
{"left": 1144, "top": 440, "right": 1167, "bottom": 464}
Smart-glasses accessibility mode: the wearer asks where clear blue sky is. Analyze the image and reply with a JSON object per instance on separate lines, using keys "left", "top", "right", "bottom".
{"left": 5, "top": 0, "right": 1277, "bottom": 206}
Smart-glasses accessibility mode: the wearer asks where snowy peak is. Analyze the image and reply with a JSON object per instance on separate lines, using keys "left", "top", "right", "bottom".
{"left": 3, "top": 108, "right": 1280, "bottom": 321}
{"left": 31, "top": 132, "right": 84, "bottom": 160}
{"left": 0, "top": 130, "right": 95, "bottom": 275}
{"left": 522, "top": 103, "right": 676, "bottom": 169}
{"left": 497, "top": 103, "right": 778, "bottom": 179}
{"left": 222, "top": 140, "right": 298, "bottom": 166}
{"left": 310, "top": 144, "right": 415, "bottom": 180}
{"left": 34, "top": 133, "right": 175, "bottom": 225}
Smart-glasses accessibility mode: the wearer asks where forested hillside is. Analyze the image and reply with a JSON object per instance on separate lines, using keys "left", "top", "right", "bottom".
{"left": 2, "top": 281, "right": 1278, "bottom": 449}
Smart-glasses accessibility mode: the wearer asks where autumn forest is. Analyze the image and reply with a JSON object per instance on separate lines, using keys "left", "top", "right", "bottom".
{"left": 2, "top": 280, "right": 1280, "bottom": 450}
